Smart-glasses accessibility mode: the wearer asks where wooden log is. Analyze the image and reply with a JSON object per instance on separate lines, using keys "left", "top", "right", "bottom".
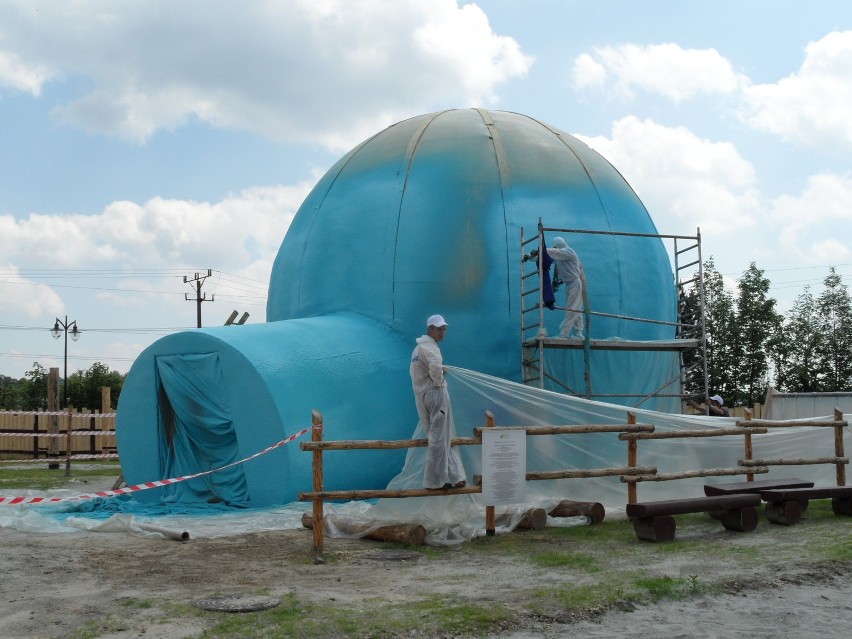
{"left": 495, "top": 508, "right": 547, "bottom": 531}
{"left": 473, "top": 466, "right": 656, "bottom": 486}
{"left": 704, "top": 477, "right": 814, "bottom": 496}
{"left": 627, "top": 412, "right": 637, "bottom": 504}
{"left": 622, "top": 467, "right": 769, "bottom": 483}
{"left": 719, "top": 506, "right": 759, "bottom": 532}
{"left": 632, "top": 515, "right": 676, "bottom": 542}
{"left": 832, "top": 497, "right": 852, "bottom": 516}
{"left": 765, "top": 500, "right": 802, "bottom": 526}
{"left": 626, "top": 494, "right": 760, "bottom": 519}
{"left": 739, "top": 457, "right": 849, "bottom": 466}
{"left": 483, "top": 411, "right": 496, "bottom": 537}
{"left": 299, "top": 485, "right": 481, "bottom": 501}
{"left": 301, "top": 513, "right": 427, "bottom": 546}
{"left": 735, "top": 418, "right": 846, "bottom": 428}
{"left": 311, "top": 410, "right": 324, "bottom": 555}
{"left": 300, "top": 436, "right": 480, "bottom": 451}
{"left": 473, "top": 423, "right": 655, "bottom": 437}
{"left": 548, "top": 500, "right": 605, "bottom": 524}
{"left": 834, "top": 408, "right": 846, "bottom": 486}
{"left": 619, "top": 426, "right": 767, "bottom": 440}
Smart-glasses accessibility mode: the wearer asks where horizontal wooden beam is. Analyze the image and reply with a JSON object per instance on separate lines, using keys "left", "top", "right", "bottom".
{"left": 619, "top": 427, "right": 767, "bottom": 440}
{"left": 621, "top": 467, "right": 770, "bottom": 483}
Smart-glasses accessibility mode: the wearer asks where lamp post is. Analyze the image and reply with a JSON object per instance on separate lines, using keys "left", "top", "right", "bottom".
{"left": 51, "top": 316, "right": 80, "bottom": 409}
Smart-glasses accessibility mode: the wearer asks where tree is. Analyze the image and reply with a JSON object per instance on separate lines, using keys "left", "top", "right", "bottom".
{"left": 701, "top": 258, "right": 738, "bottom": 401}
{"left": 20, "top": 362, "right": 49, "bottom": 411}
{"left": 0, "top": 374, "right": 19, "bottom": 410}
{"left": 769, "top": 286, "right": 822, "bottom": 392}
{"left": 814, "top": 268, "right": 852, "bottom": 391}
{"left": 731, "top": 263, "right": 782, "bottom": 406}
{"left": 66, "top": 362, "right": 125, "bottom": 410}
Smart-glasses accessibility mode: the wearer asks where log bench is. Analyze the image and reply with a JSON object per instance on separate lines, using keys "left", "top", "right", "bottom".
{"left": 759, "top": 485, "right": 852, "bottom": 525}
{"left": 626, "top": 494, "right": 761, "bottom": 542}
{"left": 703, "top": 477, "right": 814, "bottom": 497}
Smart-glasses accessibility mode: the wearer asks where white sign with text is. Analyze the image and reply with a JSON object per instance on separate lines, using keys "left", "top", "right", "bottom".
{"left": 481, "top": 427, "right": 526, "bottom": 505}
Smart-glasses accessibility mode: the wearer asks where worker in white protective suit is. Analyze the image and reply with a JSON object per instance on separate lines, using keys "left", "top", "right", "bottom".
{"left": 546, "top": 236, "right": 585, "bottom": 339}
{"left": 409, "top": 314, "right": 467, "bottom": 490}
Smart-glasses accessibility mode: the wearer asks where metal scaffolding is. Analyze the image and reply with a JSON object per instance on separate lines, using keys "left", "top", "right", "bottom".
{"left": 521, "top": 220, "right": 709, "bottom": 409}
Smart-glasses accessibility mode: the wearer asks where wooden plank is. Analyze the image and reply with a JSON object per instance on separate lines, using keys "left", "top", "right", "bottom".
{"left": 626, "top": 494, "right": 760, "bottom": 519}
{"left": 760, "top": 486, "right": 852, "bottom": 502}
{"left": 703, "top": 477, "right": 814, "bottom": 497}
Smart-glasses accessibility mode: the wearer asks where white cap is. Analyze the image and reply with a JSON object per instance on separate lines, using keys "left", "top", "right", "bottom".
{"left": 427, "top": 314, "right": 448, "bottom": 328}
{"left": 710, "top": 394, "right": 724, "bottom": 406}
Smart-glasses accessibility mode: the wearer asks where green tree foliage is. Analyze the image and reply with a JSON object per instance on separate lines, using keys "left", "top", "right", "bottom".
{"left": 0, "top": 362, "right": 125, "bottom": 412}
{"left": 701, "top": 258, "right": 738, "bottom": 401}
{"left": 65, "top": 362, "right": 125, "bottom": 410}
{"left": 21, "top": 362, "right": 49, "bottom": 411}
{"left": 731, "top": 263, "right": 782, "bottom": 406}
{"left": 813, "top": 268, "right": 852, "bottom": 391}
{"left": 769, "top": 286, "right": 822, "bottom": 392}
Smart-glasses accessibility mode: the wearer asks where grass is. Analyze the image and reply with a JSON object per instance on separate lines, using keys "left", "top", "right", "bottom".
{"left": 0, "top": 463, "right": 121, "bottom": 490}
{"left": 196, "top": 592, "right": 514, "bottom": 639}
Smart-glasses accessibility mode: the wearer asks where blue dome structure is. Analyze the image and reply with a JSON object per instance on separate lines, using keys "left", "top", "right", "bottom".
{"left": 117, "top": 109, "right": 679, "bottom": 506}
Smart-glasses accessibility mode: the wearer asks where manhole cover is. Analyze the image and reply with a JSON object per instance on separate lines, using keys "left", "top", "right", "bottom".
{"left": 362, "top": 549, "right": 421, "bottom": 561}
{"left": 193, "top": 594, "right": 281, "bottom": 612}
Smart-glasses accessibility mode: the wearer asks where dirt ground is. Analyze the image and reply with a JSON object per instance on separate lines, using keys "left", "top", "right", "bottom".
{"left": 1, "top": 481, "right": 851, "bottom": 639}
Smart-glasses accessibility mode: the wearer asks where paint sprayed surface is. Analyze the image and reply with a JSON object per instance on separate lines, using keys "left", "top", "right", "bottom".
{"left": 118, "top": 109, "right": 678, "bottom": 505}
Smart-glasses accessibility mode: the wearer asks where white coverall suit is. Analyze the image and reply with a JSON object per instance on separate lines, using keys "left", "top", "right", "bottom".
{"left": 546, "top": 237, "right": 584, "bottom": 339}
{"left": 410, "top": 335, "right": 466, "bottom": 489}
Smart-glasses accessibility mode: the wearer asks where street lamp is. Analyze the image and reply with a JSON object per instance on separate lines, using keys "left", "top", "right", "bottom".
{"left": 51, "top": 316, "right": 80, "bottom": 409}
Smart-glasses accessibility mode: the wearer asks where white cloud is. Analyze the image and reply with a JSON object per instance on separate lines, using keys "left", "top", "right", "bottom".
{"left": 770, "top": 172, "right": 852, "bottom": 265}
{"left": 576, "top": 116, "right": 760, "bottom": 234}
{"left": 741, "top": 31, "right": 852, "bottom": 148}
{"left": 0, "top": 49, "right": 50, "bottom": 94}
{"left": 571, "top": 43, "right": 746, "bottom": 102}
{"left": 0, "top": 0, "right": 531, "bottom": 150}
{"left": 0, "top": 265, "right": 64, "bottom": 318}
{"left": 0, "top": 182, "right": 310, "bottom": 273}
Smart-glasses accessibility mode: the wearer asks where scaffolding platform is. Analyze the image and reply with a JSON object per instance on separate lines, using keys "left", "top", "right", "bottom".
{"left": 526, "top": 337, "right": 701, "bottom": 352}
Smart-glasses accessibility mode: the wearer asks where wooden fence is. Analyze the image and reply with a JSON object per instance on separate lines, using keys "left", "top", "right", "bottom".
{"left": 0, "top": 409, "right": 118, "bottom": 466}
{"left": 299, "top": 407, "right": 849, "bottom": 553}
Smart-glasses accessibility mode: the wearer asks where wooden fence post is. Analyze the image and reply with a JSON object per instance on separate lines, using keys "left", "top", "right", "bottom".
{"left": 311, "top": 410, "right": 324, "bottom": 557}
{"left": 627, "top": 412, "right": 637, "bottom": 504}
{"left": 743, "top": 408, "right": 754, "bottom": 482}
{"left": 484, "top": 411, "right": 496, "bottom": 537}
{"left": 47, "top": 367, "right": 59, "bottom": 468}
{"left": 834, "top": 408, "right": 846, "bottom": 487}
{"left": 65, "top": 406, "right": 73, "bottom": 477}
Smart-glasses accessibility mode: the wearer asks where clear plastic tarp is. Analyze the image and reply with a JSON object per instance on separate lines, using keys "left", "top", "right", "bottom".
{"left": 2, "top": 367, "right": 849, "bottom": 546}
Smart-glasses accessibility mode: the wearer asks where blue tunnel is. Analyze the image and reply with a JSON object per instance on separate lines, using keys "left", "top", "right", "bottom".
{"left": 116, "top": 108, "right": 679, "bottom": 506}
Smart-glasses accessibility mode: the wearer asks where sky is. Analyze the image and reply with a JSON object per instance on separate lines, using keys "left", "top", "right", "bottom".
{"left": 2, "top": 0, "right": 852, "bottom": 380}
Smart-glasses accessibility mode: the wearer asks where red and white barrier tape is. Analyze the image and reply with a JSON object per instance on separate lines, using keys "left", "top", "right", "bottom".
{"left": 0, "top": 425, "right": 314, "bottom": 506}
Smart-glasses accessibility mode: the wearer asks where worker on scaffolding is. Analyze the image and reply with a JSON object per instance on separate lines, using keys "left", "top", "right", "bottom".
{"left": 410, "top": 314, "right": 467, "bottom": 490}
{"left": 546, "top": 236, "right": 585, "bottom": 339}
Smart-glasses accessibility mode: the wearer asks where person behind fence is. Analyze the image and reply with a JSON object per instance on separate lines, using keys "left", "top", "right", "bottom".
{"left": 688, "top": 394, "right": 730, "bottom": 417}
{"left": 546, "top": 236, "right": 585, "bottom": 339}
{"left": 409, "top": 314, "right": 467, "bottom": 490}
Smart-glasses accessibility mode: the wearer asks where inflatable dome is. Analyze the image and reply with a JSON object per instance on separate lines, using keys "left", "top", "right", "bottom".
{"left": 117, "top": 108, "right": 679, "bottom": 506}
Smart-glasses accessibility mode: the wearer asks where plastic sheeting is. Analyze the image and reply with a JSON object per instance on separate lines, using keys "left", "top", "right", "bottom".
{"left": 15, "top": 366, "right": 848, "bottom": 546}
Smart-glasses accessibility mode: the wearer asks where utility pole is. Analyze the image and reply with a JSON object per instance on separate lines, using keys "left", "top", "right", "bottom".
{"left": 184, "top": 269, "right": 214, "bottom": 328}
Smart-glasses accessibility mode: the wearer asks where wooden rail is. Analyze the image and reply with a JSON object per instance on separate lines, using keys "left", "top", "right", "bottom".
{"left": 298, "top": 410, "right": 657, "bottom": 554}
{"left": 621, "top": 412, "right": 771, "bottom": 503}
{"left": 736, "top": 408, "right": 848, "bottom": 486}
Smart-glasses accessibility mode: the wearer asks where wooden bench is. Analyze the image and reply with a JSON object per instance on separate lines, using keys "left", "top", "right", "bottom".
{"left": 703, "top": 477, "right": 814, "bottom": 497}
{"left": 759, "top": 485, "right": 852, "bottom": 525}
{"left": 626, "top": 494, "right": 761, "bottom": 542}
